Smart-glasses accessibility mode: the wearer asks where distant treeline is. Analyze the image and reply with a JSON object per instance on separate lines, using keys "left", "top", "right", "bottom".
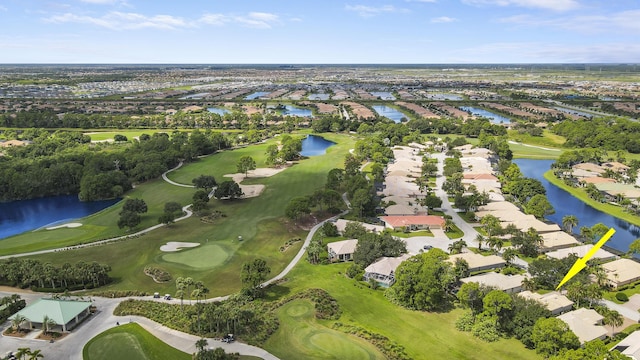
{"left": 551, "top": 117, "right": 640, "bottom": 153}
{"left": 0, "top": 128, "right": 233, "bottom": 201}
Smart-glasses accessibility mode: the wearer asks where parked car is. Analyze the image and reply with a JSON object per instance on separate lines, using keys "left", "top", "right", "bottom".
{"left": 153, "top": 292, "right": 160, "bottom": 298}
{"left": 163, "top": 294, "right": 172, "bottom": 300}
{"left": 222, "top": 334, "right": 235, "bottom": 343}
{"left": 423, "top": 245, "right": 433, "bottom": 250}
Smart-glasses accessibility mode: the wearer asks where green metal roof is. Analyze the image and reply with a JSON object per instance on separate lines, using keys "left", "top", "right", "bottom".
{"left": 9, "top": 298, "right": 92, "bottom": 325}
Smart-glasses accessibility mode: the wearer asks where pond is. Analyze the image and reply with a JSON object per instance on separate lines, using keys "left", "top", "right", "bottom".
{"left": 514, "top": 159, "right": 640, "bottom": 253}
{"left": 245, "top": 91, "right": 270, "bottom": 100}
{"left": 279, "top": 105, "right": 313, "bottom": 117}
{"left": 207, "top": 107, "right": 230, "bottom": 115}
{"left": 308, "top": 93, "right": 330, "bottom": 100}
{"left": 370, "top": 92, "right": 396, "bottom": 100}
{"left": 300, "top": 135, "right": 335, "bottom": 157}
{"left": 372, "top": 105, "right": 409, "bottom": 123}
{"left": 0, "top": 195, "right": 120, "bottom": 240}
{"left": 460, "top": 106, "right": 511, "bottom": 124}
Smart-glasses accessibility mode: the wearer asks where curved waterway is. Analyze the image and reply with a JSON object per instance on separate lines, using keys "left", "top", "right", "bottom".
{"left": 514, "top": 159, "right": 639, "bottom": 252}
{"left": 0, "top": 195, "right": 120, "bottom": 240}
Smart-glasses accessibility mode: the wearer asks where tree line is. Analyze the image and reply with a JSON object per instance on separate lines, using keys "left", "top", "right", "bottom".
{"left": 0, "top": 258, "right": 111, "bottom": 291}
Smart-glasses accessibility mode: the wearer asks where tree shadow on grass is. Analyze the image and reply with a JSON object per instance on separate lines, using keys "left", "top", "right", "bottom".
{"left": 263, "top": 284, "right": 291, "bottom": 301}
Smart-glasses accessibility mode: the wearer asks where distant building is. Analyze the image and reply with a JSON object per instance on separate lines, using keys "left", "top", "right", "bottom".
{"left": 327, "top": 239, "right": 358, "bottom": 262}
{"left": 557, "top": 308, "right": 607, "bottom": 344}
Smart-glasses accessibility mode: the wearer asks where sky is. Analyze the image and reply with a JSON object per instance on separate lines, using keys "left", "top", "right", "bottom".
{"left": 0, "top": 0, "right": 638, "bottom": 63}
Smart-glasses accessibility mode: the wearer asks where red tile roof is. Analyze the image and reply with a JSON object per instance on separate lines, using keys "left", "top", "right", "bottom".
{"left": 381, "top": 215, "right": 445, "bottom": 228}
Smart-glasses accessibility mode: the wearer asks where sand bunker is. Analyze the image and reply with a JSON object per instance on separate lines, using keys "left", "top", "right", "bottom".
{"left": 46, "top": 222, "right": 82, "bottom": 230}
{"left": 223, "top": 167, "right": 287, "bottom": 198}
{"left": 160, "top": 242, "right": 200, "bottom": 252}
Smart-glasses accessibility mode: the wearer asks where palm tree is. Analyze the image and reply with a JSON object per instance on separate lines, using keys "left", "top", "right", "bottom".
{"left": 475, "top": 234, "right": 485, "bottom": 250}
{"left": 604, "top": 309, "right": 624, "bottom": 336}
{"left": 562, "top": 215, "right": 579, "bottom": 233}
{"left": 184, "top": 277, "right": 194, "bottom": 305}
{"left": 195, "top": 338, "right": 208, "bottom": 352}
{"left": 11, "top": 314, "right": 26, "bottom": 333}
{"left": 15, "top": 348, "right": 30, "bottom": 360}
{"left": 448, "top": 239, "right": 467, "bottom": 254}
{"left": 502, "top": 248, "right": 518, "bottom": 267}
{"left": 444, "top": 219, "right": 455, "bottom": 233}
{"left": 42, "top": 315, "right": 56, "bottom": 335}
{"left": 486, "top": 236, "right": 504, "bottom": 252}
{"left": 28, "top": 349, "right": 43, "bottom": 360}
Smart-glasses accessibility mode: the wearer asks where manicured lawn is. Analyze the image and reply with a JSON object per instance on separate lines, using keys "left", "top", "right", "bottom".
{"left": 507, "top": 130, "right": 566, "bottom": 148}
{"left": 264, "top": 299, "right": 384, "bottom": 359}
{"left": 26, "top": 133, "right": 356, "bottom": 296}
{"left": 509, "top": 142, "right": 561, "bottom": 160}
{"left": 544, "top": 170, "right": 640, "bottom": 227}
{"left": 445, "top": 224, "right": 464, "bottom": 239}
{"left": 83, "top": 323, "right": 190, "bottom": 360}
{"left": 604, "top": 282, "right": 640, "bottom": 303}
{"left": 263, "top": 261, "right": 541, "bottom": 360}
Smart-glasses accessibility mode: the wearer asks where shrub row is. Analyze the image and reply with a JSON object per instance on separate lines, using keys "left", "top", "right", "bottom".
{"left": 332, "top": 322, "right": 411, "bottom": 360}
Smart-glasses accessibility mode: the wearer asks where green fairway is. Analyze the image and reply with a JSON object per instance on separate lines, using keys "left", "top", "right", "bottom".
{"left": 509, "top": 142, "right": 561, "bottom": 159}
{"left": 265, "top": 300, "right": 384, "bottom": 360}
{"left": 162, "top": 243, "right": 231, "bottom": 269}
{"left": 263, "top": 261, "right": 541, "bottom": 360}
{"left": 83, "top": 323, "right": 190, "bottom": 360}
{"left": 25, "top": 133, "right": 356, "bottom": 296}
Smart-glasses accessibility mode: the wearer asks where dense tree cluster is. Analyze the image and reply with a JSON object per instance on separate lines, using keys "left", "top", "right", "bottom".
{"left": 353, "top": 232, "right": 407, "bottom": 267}
{"left": 0, "top": 258, "right": 111, "bottom": 291}
{"left": 0, "top": 129, "right": 233, "bottom": 201}
{"left": 552, "top": 117, "right": 640, "bottom": 153}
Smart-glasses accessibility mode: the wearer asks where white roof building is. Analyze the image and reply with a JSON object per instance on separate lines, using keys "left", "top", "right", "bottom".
{"left": 460, "top": 272, "right": 527, "bottom": 294}
{"left": 539, "top": 231, "right": 581, "bottom": 252}
{"left": 327, "top": 239, "right": 358, "bottom": 262}
{"left": 364, "top": 254, "right": 412, "bottom": 287}
{"left": 601, "top": 258, "right": 640, "bottom": 289}
{"left": 447, "top": 253, "right": 506, "bottom": 272}
{"left": 612, "top": 330, "right": 640, "bottom": 359}
{"left": 334, "top": 219, "right": 385, "bottom": 234}
{"left": 545, "top": 244, "right": 616, "bottom": 261}
{"left": 518, "top": 291, "right": 574, "bottom": 315}
{"left": 557, "top": 308, "right": 607, "bottom": 344}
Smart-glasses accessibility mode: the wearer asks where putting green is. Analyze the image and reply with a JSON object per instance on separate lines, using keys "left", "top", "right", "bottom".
{"left": 83, "top": 323, "right": 189, "bottom": 360}
{"left": 161, "top": 243, "right": 230, "bottom": 269}
{"left": 265, "top": 300, "right": 384, "bottom": 360}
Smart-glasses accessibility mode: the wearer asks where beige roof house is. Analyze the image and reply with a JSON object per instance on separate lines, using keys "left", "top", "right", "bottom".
{"left": 364, "top": 254, "right": 412, "bottom": 287}
{"left": 558, "top": 308, "right": 607, "bottom": 344}
{"left": 478, "top": 201, "right": 520, "bottom": 212}
{"left": 539, "top": 231, "right": 580, "bottom": 252}
{"left": 602, "top": 161, "right": 630, "bottom": 173}
{"left": 573, "top": 163, "right": 605, "bottom": 174}
{"left": 545, "top": 244, "right": 616, "bottom": 261}
{"left": 500, "top": 218, "right": 561, "bottom": 233}
{"left": 611, "top": 330, "right": 640, "bottom": 359}
{"left": 601, "top": 258, "right": 640, "bottom": 288}
{"left": 518, "top": 291, "right": 574, "bottom": 315}
{"left": 327, "top": 239, "right": 358, "bottom": 262}
{"left": 385, "top": 204, "right": 420, "bottom": 216}
{"left": 447, "top": 253, "right": 506, "bottom": 272}
{"left": 460, "top": 273, "right": 526, "bottom": 294}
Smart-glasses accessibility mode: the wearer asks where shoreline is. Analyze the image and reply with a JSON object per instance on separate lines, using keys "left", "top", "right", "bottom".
{"left": 543, "top": 169, "right": 640, "bottom": 228}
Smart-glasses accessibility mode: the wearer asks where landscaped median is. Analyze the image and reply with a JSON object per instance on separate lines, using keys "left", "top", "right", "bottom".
{"left": 543, "top": 170, "right": 640, "bottom": 227}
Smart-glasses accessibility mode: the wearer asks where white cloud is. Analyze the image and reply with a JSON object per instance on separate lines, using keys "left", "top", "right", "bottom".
{"left": 500, "top": 9, "right": 640, "bottom": 33}
{"left": 45, "top": 11, "right": 190, "bottom": 30}
{"left": 462, "top": 0, "right": 579, "bottom": 11}
{"left": 345, "top": 4, "right": 409, "bottom": 17}
{"left": 431, "top": 16, "right": 457, "bottom": 23}
{"left": 199, "top": 12, "right": 280, "bottom": 29}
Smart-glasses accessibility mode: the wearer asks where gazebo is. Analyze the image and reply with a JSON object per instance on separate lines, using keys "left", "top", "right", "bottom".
{"left": 9, "top": 298, "right": 93, "bottom": 332}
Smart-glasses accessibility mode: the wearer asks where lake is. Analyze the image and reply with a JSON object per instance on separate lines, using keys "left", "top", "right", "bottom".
{"left": 300, "top": 135, "right": 335, "bottom": 157}
{"left": 245, "top": 91, "right": 270, "bottom": 100}
{"left": 460, "top": 106, "right": 511, "bottom": 124}
{"left": 514, "top": 159, "right": 640, "bottom": 253}
{"left": 426, "top": 93, "right": 463, "bottom": 100}
{"left": 207, "top": 107, "right": 230, "bottom": 115}
{"left": 370, "top": 92, "right": 396, "bottom": 100}
{"left": 372, "top": 105, "right": 409, "bottom": 123}
{"left": 0, "top": 195, "right": 120, "bottom": 240}
{"left": 279, "top": 105, "right": 313, "bottom": 117}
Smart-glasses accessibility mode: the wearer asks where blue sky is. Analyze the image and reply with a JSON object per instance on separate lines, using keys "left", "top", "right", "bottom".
{"left": 0, "top": 0, "right": 638, "bottom": 63}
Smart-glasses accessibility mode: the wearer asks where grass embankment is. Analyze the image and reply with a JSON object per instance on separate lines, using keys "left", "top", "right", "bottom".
{"left": 507, "top": 130, "right": 566, "bottom": 149}
{"left": 543, "top": 170, "right": 640, "bottom": 227}
{"left": 27, "top": 133, "right": 356, "bottom": 296}
{"left": 83, "top": 323, "right": 190, "bottom": 360}
{"left": 263, "top": 261, "right": 540, "bottom": 360}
